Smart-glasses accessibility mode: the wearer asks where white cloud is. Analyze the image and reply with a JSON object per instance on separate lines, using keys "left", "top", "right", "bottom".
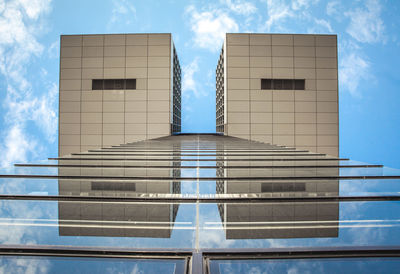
{"left": 326, "top": 1, "right": 339, "bottom": 17}
{"left": 185, "top": 5, "right": 239, "bottom": 52}
{"left": 345, "top": 0, "right": 385, "bottom": 44}
{"left": 264, "top": 0, "right": 293, "bottom": 31}
{"left": 308, "top": 18, "right": 333, "bottom": 33}
{"left": 220, "top": 0, "right": 257, "bottom": 15}
{"left": 182, "top": 57, "right": 204, "bottom": 99}
{"left": 108, "top": 0, "right": 136, "bottom": 28}
{"left": 0, "top": 0, "right": 55, "bottom": 167}
{"left": 339, "top": 52, "right": 370, "bottom": 97}
{"left": 291, "top": 0, "right": 318, "bottom": 11}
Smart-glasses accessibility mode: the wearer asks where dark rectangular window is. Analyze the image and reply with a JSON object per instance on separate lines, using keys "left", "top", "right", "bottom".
{"left": 262, "top": 183, "right": 306, "bottom": 192}
{"left": 261, "top": 79, "right": 305, "bottom": 90}
{"left": 294, "top": 79, "right": 305, "bottom": 90}
{"left": 261, "top": 79, "right": 272, "bottom": 89}
{"left": 92, "top": 79, "right": 136, "bottom": 90}
{"left": 91, "top": 182, "right": 136, "bottom": 192}
{"left": 92, "top": 79, "right": 103, "bottom": 90}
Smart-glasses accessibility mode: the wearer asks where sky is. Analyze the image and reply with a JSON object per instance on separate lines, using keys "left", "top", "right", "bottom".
{"left": 0, "top": 0, "right": 399, "bottom": 168}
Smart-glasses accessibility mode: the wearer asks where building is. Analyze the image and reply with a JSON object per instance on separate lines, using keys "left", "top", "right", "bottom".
{"left": 216, "top": 33, "right": 338, "bottom": 156}
{"left": 0, "top": 33, "right": 399, "bottom": 273}
{"left": 59, "top": 33, "right": 181, "bottom": 156}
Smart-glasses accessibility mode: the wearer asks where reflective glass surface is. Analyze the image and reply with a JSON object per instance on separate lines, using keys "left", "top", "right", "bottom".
{"left": 209, "top": 258, "right": 400, "bottom": 274}
{"left": 0, "top": 134, "right": 400, "bottom": 271}
{"left": 0, "top": 256, "right": 186, "bottom": 274}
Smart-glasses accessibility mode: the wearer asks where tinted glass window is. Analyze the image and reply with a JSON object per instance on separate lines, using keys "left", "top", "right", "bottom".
{"left": 92, "top": 80, "right": 103, "bottom": 90}
{"left": 92, "top": 79, "right": 136, "bottom": 90}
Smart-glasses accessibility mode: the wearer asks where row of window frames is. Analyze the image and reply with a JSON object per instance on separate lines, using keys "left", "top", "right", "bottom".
{"left": 92, "top": 79, "right": 136, "bottom": 90}
{"left": 261, "top": 79, "right": 305, "bottom": 90}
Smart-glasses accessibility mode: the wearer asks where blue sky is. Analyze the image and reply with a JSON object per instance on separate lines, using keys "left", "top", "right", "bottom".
{"left": 0, "top": 0, "right": 399, "bottom": 168}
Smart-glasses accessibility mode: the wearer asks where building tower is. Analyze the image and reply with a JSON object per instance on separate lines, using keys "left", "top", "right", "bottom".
{"left": 216, "top": 33, "right": 338, "bottom": 156}
{"left": 59, "top": 33, "right": 181, "bottom": 156}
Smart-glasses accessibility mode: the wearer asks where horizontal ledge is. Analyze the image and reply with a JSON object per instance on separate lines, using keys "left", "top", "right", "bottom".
{"left": 0, "top": 175, "right": 398, "bottom": 181}
{"left": 14, "top": 164, "right": 383, "bottom": 169}
{"left": 71, "top": 153, "right": 323, "bottom": 157}
{"left": 0, "top": 194, "right": 400, "bottom": 203}
{"left": 49, "top": 158, "right": 348, "bottom": 162}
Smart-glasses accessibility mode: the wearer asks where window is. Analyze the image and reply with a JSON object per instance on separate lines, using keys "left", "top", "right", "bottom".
{"left": 92, "top": 79, "right": 136, "bottom": 90}
{"left": 261, "top": 79, "right": 305, "bottom": 90}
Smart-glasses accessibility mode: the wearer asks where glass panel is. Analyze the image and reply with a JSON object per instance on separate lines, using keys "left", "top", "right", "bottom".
{"left": 92, "top": 79, "right": 103, "bottom": 90}
{"left": 209, "top": 258, "right": 400, "bottom": 274}
{"left": 0, "top": 256, "right": 186, "bottom": 274}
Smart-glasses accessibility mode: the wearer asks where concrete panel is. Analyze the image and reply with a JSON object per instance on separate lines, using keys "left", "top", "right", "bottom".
{"left": 272, "top": 68, "right": 293, "bottom": 78}
{"left": 104, "top": 67, "right": 125, "bottom": 78}
{"left": 315, "top": 36, "right": 336, "bottom": 46}
{"left": 148, "top": 101, "right": 170, "bottom": 112}
{"left": 126, "top": 57, "right": 147, "bottom": 67}
{"left": 295, "top": 101, "right": 316, "bottom": 113}
{"left": 61, "top": 47, "right": 82, "bottom": 58}
{"left": 60, "top": 101, "right": 80, "bottom": 113}
{"left": 316, "top": 69, "right": 337, "bottom": 79}
{"left": 294, "top": 90, "right": 316, "bottom": 101}
{"left": 103, "top": 135, "right": 124, "bottom": 146}
{"left": 81, "top": 124, "right": 102, "bottom": 135}
{"left": 272, "top": 46, "right": 293, "bottom": 56}
{"left": 317, "top": 124, "right": 338, "bottom": 135}
{"left": 82, "top": 58, "right": 103, "bottom": 68}
{"left": 273, "top": 113, "right": 294, "bottom": 123}
{"left": 61, "top": 35, "right": 82, "bottom": 47}
{"left": 228, "top": 45, "right": 249, "bottom": 56}
{"left": 82, "top": 101, "right": 102, "bottom": 112}
{"left": 317, "top": 91, "right": 337, "bottom": 102}
{"left": 228, "top": 67, "right": 250, "bottom": 78}
{"left": 272, "top": 35, "right": 293, "bottom": 46}
{"left": 317, "top": 102, "right": 337, "bottom": 113}
{"left": 126, "top": 90, "right": 147, "bottom": 101}
{"left": 227, "top": 34, "right": 249, "bottom": 45}
{"left": 126, "top": 46, "right": 147, "bottom": 56}
{"left": 83, "top": 35, "right": 103, "bottom": 46}
{"left": 103, "top": 91, "right": 124, "bottom": 101}
{"left": 82, "top": 47, "right": 103, "bottom": 57}
{"left": 104, "top": 57, "right": 125, "bottom": 67}
{"left": 103, "top": 113, "right": 124, "bottom": 123}
{"left": 249, "top": 67, "right": 272, "bottom": 78}
{"left": 59, "top": 124, "right": 80, "bottom": 135}
{"left": 126, "top": 67, "right": 147, "bottom": 78}
{"left": 295, "top": 113, "right": 316, "bottom": 123}
{"left": 316, "top": 47, "right": 336, "bottom": 58}
{"left": 317, "top": 113, "right": 338, "bottom": 124}
{"left": 272, "top": 57, "right": 293, "bottom": 67}
{"left": 228, "top": 112, "right": 250, "bottom": 124}
{"left": 61, "top": 58, "right": 81, "bottom": 69}
{"left": 294, "top": 68, "right": 315, "bottom": 79}
{"left": 60, "top": 69, "right": 81, "bottom": 79}
{"left": 148, "top": 46, "right": 170, "bottom": 56}
{"left": 274, "top": 102, "right": 294, "bottom": 112}
{"left": 103, "top": 101, "right": 124, "bottom": 112}
{"left": 293, "top": 35, "right": 315, "bottom": 46}
{"left": 228, "top": 90, "right": 250, "bottom": 101}
{"left": 273, "top": 135, "right": 294, "bottom": 146}
{"left": 273, "top": 124, "right": 294, "bottom": 135}
{"left": 228, "top": 79, "right": 249, "bottom": 89}
{"left": 147, "top": 124, "right": 170, "bottom": 135}
{"left": 148, "top": 112, "right": 170, "bottom": 123}
{"left": 251, "top": 112, "right": 272, "bottom": 123}
{"left": 251, "top": 123, "right": 272, "bottom": 135}
{"left": 251, "top": 101, "right": 272, "bottom": 112}
{"left": 148, "top": 57, "right": 170, "bottom": 67}
{"left": 227, "top": 101, "right": 249, "bottom": 112}
{"left": 125, "top": 101, "right": 147, "bottom": 112}
{"left": 103, "top": 123, "right": 124, "bottom": 134}
{"left": 273, "top": 90, "right": 294, "bottom": 101}
{"left": 148, "top": 90, "right": 170, "bottom": 101}
{"left": 316, "top": 58, "right": 337, "bottom": 68}
{"left": 148, "top": 67, "right": 170, "bottom": 78}
{"left": 316, "top": 79, "right": 337, "bottom": 91}
{"left": 294, "top": 47, "right": 315, "bottom": 57}
{"left": 317, "top": 135, "right": 338, "bottom": 146}
{"left": 250, "top": 90, "right": 272, "bottom": 101}
{"left": 125, "top": 112, "right": 146, "bottom": 123}
{"left": 60, "top": 113, "right": 80, "bottom": 124}
{"left": 294, "top": 57, "right": 315, "bottom": 68}
{"left": 228, "top": 124, "right": 250, "bottom": 135}
{"left": 228, "top": 56, "right": 249, "bottom": 67}
{"left": 104, "top": 34, "right": 125, "bottom": 46}
{"left": 60, "top": 91, "right": 81, "bottom": 102}
{"left": 296, "top": 135, "right": 317, "bottom": 146}
{"left": 60, "top": 135, "right": 80, "bottom": 146}
{"left": 126, "top": 34, "right": 148, "bottom": 45}
{"left": 250, "top": 34, "right": 271, "bottom": 45}
{"left": 81, "top": 135, "right": 102, "bottom": 146}
{"left": 81, "top": 113, "right": 102, "bottom": 123}
{"left": 250, "top": 56, "right": 271, "bottom": 67}
{"left": 148, "top": 34, "right": 170, "bottom": 45}
{"left": 295, "top": 124, "right": 316, "bottom": 135}
{"left": 125, "top": 124, "right": 146, "bottom": 134}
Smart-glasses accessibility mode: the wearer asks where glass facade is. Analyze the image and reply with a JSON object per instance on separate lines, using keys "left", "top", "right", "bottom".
{"left": 1, "top": 134, "right": 400, "bottom": 273}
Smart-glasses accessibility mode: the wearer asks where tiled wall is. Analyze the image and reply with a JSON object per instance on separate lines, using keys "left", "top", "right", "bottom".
{"left": 223, "top": 34, "right": 338, "bottom": 156}
{"left": 59, "top": 34, "right": 173, "bottom": 156}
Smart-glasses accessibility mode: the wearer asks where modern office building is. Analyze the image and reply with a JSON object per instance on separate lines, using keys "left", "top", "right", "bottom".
{"left": 59, "top": 33, "right": 181, "bottom": 156}
{"left": 216, "top": 33, "right": 338, "bottom": 156}
{"left": 0, "top": 33, "right": 399, "bottom": 273}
